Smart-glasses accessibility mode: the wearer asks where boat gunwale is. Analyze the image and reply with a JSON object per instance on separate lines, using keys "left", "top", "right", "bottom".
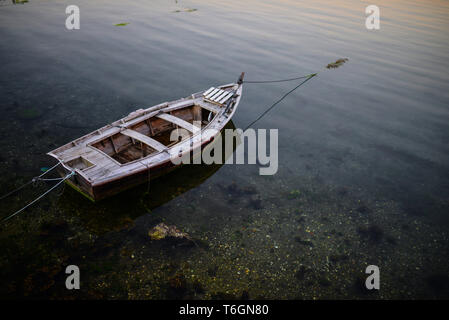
{"left": 47, "top": 83, "right": 235, "bottom": 157}
{"left": 89, "top": 84, "right": 241, "bottom": 186}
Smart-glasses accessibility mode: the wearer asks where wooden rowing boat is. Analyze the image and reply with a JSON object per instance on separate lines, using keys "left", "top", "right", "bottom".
{"left": 48, "top": 73, "right": 244, "bottom": 201}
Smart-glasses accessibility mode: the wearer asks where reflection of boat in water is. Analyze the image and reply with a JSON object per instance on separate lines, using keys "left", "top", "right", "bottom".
{"left": 58, "top": 120, "right": 239, "bottom": 234}
{"left": 48, "top": 74, "right": 244, "bottom": 201}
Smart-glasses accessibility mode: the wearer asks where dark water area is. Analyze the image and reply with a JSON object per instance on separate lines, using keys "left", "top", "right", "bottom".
{"left": 1, "top": 0, "right": 449, "bottom": 299}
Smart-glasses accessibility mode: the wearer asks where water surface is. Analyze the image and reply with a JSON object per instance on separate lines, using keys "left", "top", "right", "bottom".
{"left": 1, "top": 0, "right": 449, "bottom": 299}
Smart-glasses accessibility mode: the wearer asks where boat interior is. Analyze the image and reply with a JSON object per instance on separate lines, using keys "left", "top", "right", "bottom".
{"left": 90, "top": 104, "right": 215, "bottom": 165}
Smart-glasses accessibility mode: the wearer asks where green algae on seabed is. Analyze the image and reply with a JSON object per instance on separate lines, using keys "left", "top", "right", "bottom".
{"left": 326, "top": 58, "right": 349, "bottom": 69}
{"left": 13, "top": 0, "right": 29, "bottom": 4}
{"left": 114, "top": 23, "right": 129, "bottom": 27}
{"left": 287, "top": 189, "right": 301, "bottom": 199}
{"left": 16, "top": 107, "right": 43, "bottom": 121}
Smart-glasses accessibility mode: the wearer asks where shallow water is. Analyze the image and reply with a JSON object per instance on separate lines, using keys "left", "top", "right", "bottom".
{"left": 1, "top": 0, "right": 449, "bottom": 299}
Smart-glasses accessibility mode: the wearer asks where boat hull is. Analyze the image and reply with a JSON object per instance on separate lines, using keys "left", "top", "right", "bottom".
{"left": 61, "top": 135, "right": 215, "bottom": 201}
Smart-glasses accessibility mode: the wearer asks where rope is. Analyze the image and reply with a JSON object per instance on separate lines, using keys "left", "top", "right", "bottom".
{"left": 243, "top": 74, "right": 312, "bottom": 84}
{"left": 37, "top": 177, "right": 65, "bottom": 182}
{"left": 0, "top": 180, "right": 34, "bottom": 201}
{"left": 0, "top": 161, "right": 62, "bottom": 201}
{"left": 1, "top": 171, "right": 75, "bottom": 223}
{"left": 244, "top": 73, "right": 317, "bottom": 130}
{"left": 138, "top": 160, "right": 151, "bottom": 194}
{"left": 36, "top": 162, "right": 62, "bottom": 178}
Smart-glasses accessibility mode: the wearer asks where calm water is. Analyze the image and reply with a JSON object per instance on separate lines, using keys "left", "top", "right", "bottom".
{"left": 1, "top": 0, "right": 449, "bottom": 299}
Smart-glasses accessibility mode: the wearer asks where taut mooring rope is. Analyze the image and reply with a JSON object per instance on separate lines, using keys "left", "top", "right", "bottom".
{"left": 1, "top": 171, "right": 75, "bottom": 223}
{"left": 243, "top": 73, "right": 317, "bottom": 130}
{"left": 0, "top": 161, "right": 62, "bottom": 201}
{"left": 242, "top": 74, "right": 312, "bottom": 84}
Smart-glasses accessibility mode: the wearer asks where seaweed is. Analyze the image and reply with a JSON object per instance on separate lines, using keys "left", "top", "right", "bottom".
{"left": 173, "top": 8, "right": 198, "bottom": 13}
{"left": 326, "top": 58, "right": 349, "bottom": 69}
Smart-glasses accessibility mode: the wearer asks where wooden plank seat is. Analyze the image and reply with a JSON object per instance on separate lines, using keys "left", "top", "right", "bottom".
{"left": 203, "top": 87, "right": 233, "bottom": 105}
{"left": 156, "top": 113, "right": 201, "bottom": 134}
{"left": 121, "top": 129, "right": 167, "bottom": 152}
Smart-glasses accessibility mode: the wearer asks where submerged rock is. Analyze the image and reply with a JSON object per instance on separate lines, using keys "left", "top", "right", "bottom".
{"left": 148, "top": 223, "right": 191, "bottom": 241}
